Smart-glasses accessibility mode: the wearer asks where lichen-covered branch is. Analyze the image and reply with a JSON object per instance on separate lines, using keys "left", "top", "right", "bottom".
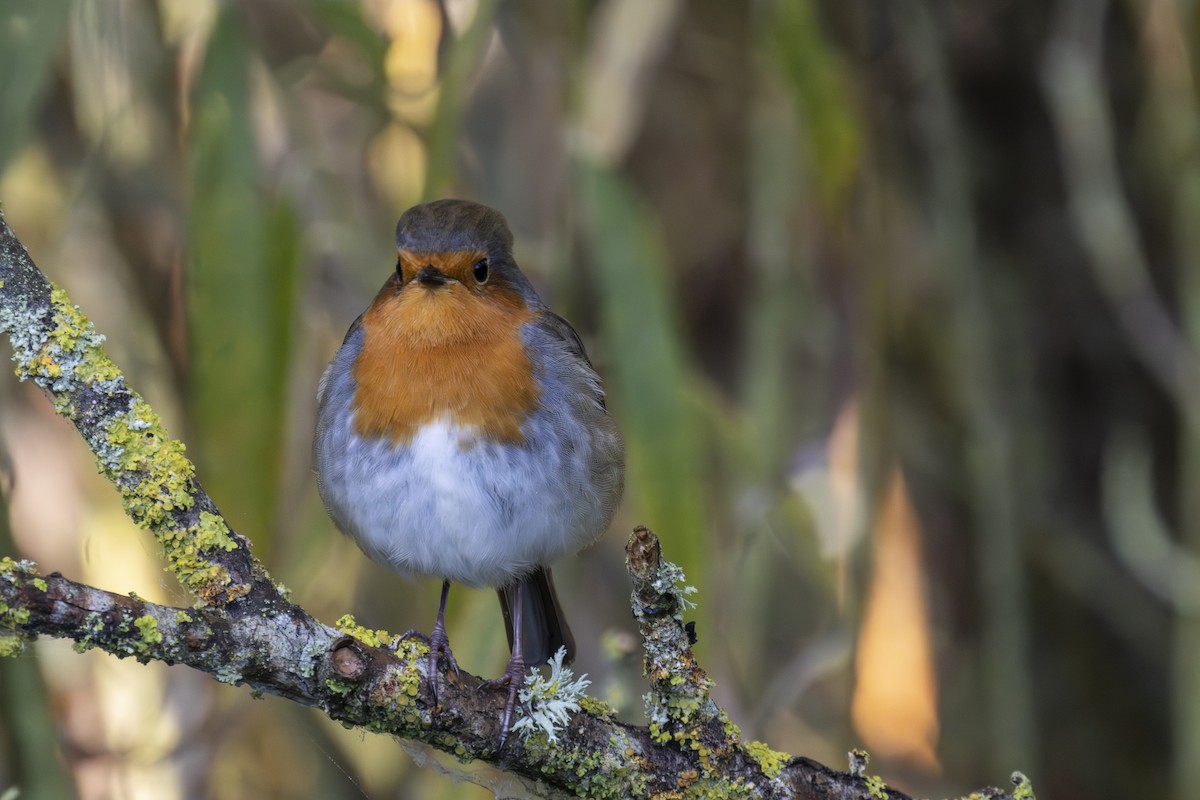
{"left": 622, "top": 526, "right": 1031, "bottom": 800}
{"left": 0, "top": 556, "right": 330, "bottom": 699}
{"left": 0, "top": 211, "right": 1025, "bottom": 799}
{"left": 0, "top": 212, "right": 276, "bottom": 608}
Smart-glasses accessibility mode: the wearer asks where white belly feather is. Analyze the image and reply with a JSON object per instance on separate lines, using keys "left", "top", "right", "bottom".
{"left": 321, "top": 412, "right": 608, "bottom": 588}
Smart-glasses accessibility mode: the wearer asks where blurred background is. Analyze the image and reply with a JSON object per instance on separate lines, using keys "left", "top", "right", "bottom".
{"left": 0, "top": 0, "right": 1188, "bottom": 798}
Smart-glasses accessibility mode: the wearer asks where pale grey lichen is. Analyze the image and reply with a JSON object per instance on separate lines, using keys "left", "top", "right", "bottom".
{"left": 644, "top": 690, "right": 670, "bottom": 728}
{"left": 511, "top": 646, "right": 590, "bottom": 744}
{"left": 215, "top": 664, "right": 244, "bottom": 685}
{"left": 0, "top": 285, "right": 126, "bottom": 412}
{"left": 849, "top": 748, "right": 870, "bottom": 777}
{"left": 652, "top": 559, "right": 698, "bottom": 615}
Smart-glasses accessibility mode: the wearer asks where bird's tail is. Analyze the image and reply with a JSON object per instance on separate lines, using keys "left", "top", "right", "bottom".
{"left": 497, "top": 566, "right": 576, "bottom": 666}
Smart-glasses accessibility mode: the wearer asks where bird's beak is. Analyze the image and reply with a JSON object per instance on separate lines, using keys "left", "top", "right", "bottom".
{"left": 415, "top": 266, "right": 449, "bottom": 288}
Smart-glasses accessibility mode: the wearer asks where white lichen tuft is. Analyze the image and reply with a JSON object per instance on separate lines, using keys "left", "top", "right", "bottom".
{"left": 652, "top": 559, "right": 698, "bottom": 614}
{"left": 511, "top": 646, "right": 590, "bottom": 744}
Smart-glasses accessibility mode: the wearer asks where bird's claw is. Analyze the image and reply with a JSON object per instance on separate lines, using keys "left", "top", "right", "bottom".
{"left": 480, "top": 655, "right": 526, "bottom": 748}
{"left": 391, "top": 628, "right": 429, "bottom": 649}
{"left": 427, "top": 620, "right": 459, "bottom": 706}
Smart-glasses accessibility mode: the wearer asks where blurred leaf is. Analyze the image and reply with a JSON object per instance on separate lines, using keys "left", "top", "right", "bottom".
{"left": 313, "top": 0, "right": 387, "bottom": 59}
{"left": 0, "top": 1, "right": 73, "bottom": 172}
{"left": 768, "top": 0, "right": 860, "bottom": 212}
{"left": 307, "top": 0, "right": 390, "bottom": 107}
{"left": 186, "top": 9, "right": 301, "bottom": 551}
{"left": 576, "top": 160, "right": 707, "bottom": 584}
{"left": 744, "top": 80, "right": 819, "bottom": 478}
{"left": 422, "top": 0, "right": 498, "bottom": 198}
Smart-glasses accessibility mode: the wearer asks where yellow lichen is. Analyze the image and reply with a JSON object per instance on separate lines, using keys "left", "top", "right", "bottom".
{"left": 335, "top": 614, "right": 394, "bottom": 649}
{"left": 0, "top": 599, "right": 29, "bottom": 627}
{"left": 865, "top": 774, "right": 888, "bottom": 798}
{"left": 102, "top": 401, "right": 246, "bottom": 601}
{"left": 134, "top": 615, "right": 162, "bottom": 645}
{"left": 578, "top": 694, "right": 618, "bottom": 719}
{"left": 0, "top": 633, "right": 25, "bottom": 657}
{"left": 13, "top": 287, "right": 122, "bottom": 393}
{"left": 744, "top": 740, "right": 789, "bottom": 779}
{"left": 104, "top": 399, "right": 195, "bottom": 527}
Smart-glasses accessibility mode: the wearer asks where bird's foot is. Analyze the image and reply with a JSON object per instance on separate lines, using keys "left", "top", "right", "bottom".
{"left": 392, "top": 628, "right": 429, "bottom": 649}
{"left": 427, "top": 618, "right": 459, "bottom": 706}
{"left": 479, "top": 653, "right": 527, "bottom": 748}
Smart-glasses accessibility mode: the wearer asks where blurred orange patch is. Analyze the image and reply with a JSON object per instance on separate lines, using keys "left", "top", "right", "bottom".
{"left": 851, "top": 469, "right": 941, "bottom": 773}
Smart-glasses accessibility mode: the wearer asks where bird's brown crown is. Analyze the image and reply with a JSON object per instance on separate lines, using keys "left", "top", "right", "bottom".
{"left": 351, "top": 248, "right": 539, "bottom": 445}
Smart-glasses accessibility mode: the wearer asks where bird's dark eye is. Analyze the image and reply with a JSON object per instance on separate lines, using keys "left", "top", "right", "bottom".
{"left": 473, "top": 257, "right": 489, "bottom": 283}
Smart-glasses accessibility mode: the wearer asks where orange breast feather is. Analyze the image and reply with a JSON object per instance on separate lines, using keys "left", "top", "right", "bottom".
{"left": 351, "top": 278, "right": 539, "bottom": 445}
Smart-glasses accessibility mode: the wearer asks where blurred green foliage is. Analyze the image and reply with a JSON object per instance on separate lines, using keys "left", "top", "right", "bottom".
{"left": 580, "top": 162, "right": 708, "bottom": 586}
{"left": 0, "top": 1, "right": 71, "bottom": 171}
{"left": 188, "top": 8, "right": 302, "bottom": 550}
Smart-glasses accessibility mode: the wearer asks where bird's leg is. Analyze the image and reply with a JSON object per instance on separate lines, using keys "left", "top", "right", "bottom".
{"left": 481, "top": 589, "right": 526, "bottom": 747}
{"left": 427, "top": 579, "right": 459, "bottom": 704}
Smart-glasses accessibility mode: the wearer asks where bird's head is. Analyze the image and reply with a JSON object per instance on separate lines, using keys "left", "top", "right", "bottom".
{"left": 372, "top": 199, "right": 540, "bottom": 345}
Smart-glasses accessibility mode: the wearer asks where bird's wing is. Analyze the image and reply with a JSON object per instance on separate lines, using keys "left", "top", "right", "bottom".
{"left": 538, "top": 310, "right": 592, "bottom": 365}
{"left": 316, "top": 312, "right": 364, "bottom": 408}
{"left": 537, "top": 310, "right": 607, "bottom": 410}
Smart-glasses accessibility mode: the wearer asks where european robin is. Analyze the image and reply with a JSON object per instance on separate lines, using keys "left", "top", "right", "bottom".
{"left": 313, "top": 199, "right": 625, "bottom": 744}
